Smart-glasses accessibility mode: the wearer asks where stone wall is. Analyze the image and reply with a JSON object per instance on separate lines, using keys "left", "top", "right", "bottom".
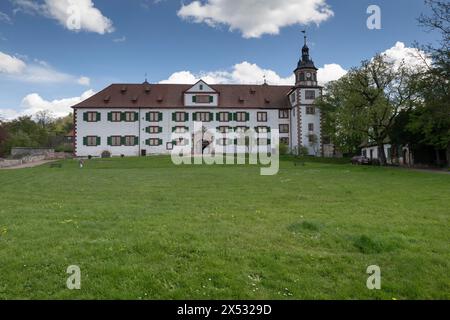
{"left": 11, "top": 148, "right": 55, "bottom": 158}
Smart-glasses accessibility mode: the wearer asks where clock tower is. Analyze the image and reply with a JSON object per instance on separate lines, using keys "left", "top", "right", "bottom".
{"left": 294, "top": 34, "right": 318, "bottom": 87}
{"left": 290, "top": 33, "right": 323, "bottom": 157}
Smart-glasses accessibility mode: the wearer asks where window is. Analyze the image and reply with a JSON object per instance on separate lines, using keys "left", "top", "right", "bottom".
{"left": 305, "top": 90, "right": 316, "bottom": 100}
{"left": 147, "top": 126, "right": 161, "bottom": 134}
{"left": 279, "top": 110, "right": 289, "bottom": 119}
{"left": 85, "top": 136, "right": 99, "bottom": 146}
{"left": 300, "top": 73, "right": 305, "bottom": 81}
{"left": 166, "top": 142, "right": 174, "bottom": 151}
{"left": 279, "top": 124, "right": 289, "bottom": 133}
{"left": 193, "top": 95, "right": 213, "bottom": 103}
{"left": 147, "top": 138, "right": 161, "bottom": 146}
{"left": 290, "top": 93, "right": 296, "bottom": 104}
{"left": 235, "top": 112, "right": 248, "bottom": 122}
{"left": 124, "top": 112, "right": 137, "bottom": 122}
{"left": 173, "top": 126, "right": 188, "bottom": 133}
{"left": 218, "top": 138, "right": 230, "bottom": 146}
{"left": 308, "top": 123, "right": 314, "bottom": 132}
{"left": 196, "top": 112, "right": 211, "bottom": 122}
{"left": 257, "top": 112, "right": 268, "bottom": 122}
{"left": 110, "top": 112, "right": 121, "bottom": 122}
{"left": 218, "top": 112, "right": 230, "bottom": 122}
{"left": 85, "top": 112, "right": 100, "bottom": 122}
{"left": 308, "top": 134, "right": 316, "bottom": 143}
{"left": 235, "top": 126, "right": 248, "bottom": 133}
{"left": 147, "top": 112, "right": 161, "bottom": 122}
{"left": 280, "top": 137, "right": 289, "bottom": 145}
{"left": 174, "top": 138, "right": 188, "bottom": 146}
{"left": 199, "top": 84, "right": 204, "bottom": 90}
{"left": 111, "top": 136, "right": 121, "bottom": 146}
{"left": 218, "top": 126, "right": 232, "bottom": 134}
{"left": 256, "top": 126, "right": 269, "bottom": 133}
{"left": 174, "top": 112, "right": 187, "bottom": 122}
{"left": 124, "top": 136, "right": 136, "bottom": 146}
{"left": 306, "top": 107, "right": 316, "bottom": 115}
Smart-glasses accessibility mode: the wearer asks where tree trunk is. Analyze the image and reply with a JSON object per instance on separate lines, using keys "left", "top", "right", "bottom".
{"left": 435, "top": 149, "right": 441, "bottom": 166}
{"left": 378, "top": 144, "right": 387, "bottom": 166}
{"left": 446, "top": 143, "right": 450, "bottom": 167}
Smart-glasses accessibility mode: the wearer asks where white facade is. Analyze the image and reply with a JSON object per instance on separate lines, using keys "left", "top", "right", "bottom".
{"left": 74, "top": 107, "right": 293, "bottom": 157}
{"left": 289, "top": 87, "right": 322, "bottom": 156}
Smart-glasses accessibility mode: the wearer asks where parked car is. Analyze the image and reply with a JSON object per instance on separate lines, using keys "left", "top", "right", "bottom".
{"left": 351, "top": 155, "right": 370, "bottom": 165}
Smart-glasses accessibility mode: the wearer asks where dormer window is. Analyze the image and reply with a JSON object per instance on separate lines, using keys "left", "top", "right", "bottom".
{"left": 199, "top": 84, "right": 204, "bottom": 90}
{"left": 192, "top": 95, "right": 213, "bottom": 103}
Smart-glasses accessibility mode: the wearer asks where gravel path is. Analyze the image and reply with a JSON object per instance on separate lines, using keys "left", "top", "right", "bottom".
{"left": 0, "top": 160, "right": 57, "bottom": 170}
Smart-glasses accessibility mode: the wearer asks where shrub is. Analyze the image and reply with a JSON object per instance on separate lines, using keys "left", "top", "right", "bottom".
{"left": 279, "top": 143, "right": 289, "bottom": 155}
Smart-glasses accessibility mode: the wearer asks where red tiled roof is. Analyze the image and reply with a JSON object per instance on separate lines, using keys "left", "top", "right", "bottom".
{"left": 72, "top": 83, "right": 294, "bottom": 109}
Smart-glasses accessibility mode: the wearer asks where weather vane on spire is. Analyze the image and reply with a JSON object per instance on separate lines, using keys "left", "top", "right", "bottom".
{"left": 301, "top": 29, "right": 307, "bottom": 46}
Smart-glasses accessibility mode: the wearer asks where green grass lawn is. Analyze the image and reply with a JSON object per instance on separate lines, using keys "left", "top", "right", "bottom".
{"left": 0, "top": 156, "right": 449, "bottom": 299}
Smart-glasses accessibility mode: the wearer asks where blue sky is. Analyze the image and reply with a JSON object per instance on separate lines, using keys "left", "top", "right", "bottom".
{"left": 0, "top": 0, "right": 440, "bottom": 118}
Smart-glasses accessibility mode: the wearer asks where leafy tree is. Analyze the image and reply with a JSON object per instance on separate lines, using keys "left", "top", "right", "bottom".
{"left": 0, "top": 122, "right": 8, "bottom": 157}
{"left": 410, "top": 0, "right": 450, "bottom": 164}
{"left": 318, "top": 55, "right": 418, "bottom": 165}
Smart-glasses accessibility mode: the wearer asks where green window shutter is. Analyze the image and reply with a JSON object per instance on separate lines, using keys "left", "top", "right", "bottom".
{"left": 145, "top": 127, "right": 150, "bottom": 133}
{"left": 184, "top": 126, "right": 189, "bottom": 131}
{"left": 172, "top": 127, "right": 176, "bottom": 132}
{"left": 158, "top": 139, "right": 163, "bottom": 146}
{"left": 209, "top": 113, "right": 214, "bottom": 121}
{"left": 209, "top": 96, "right": 213, "bottom": 103}
{"left": 193, "top": 113, "right": 197, "bottom": 121}
{"left": 96, "top": 112, "right": 101, "bottom": 122}
{"left": 145, "top": 139, "right": 149, "bottom": 146}
{"left": 216, "top": 113, "right": 220, "bottom": 121}
{"left": 159, "top": 112, "right": 163, "bottom": 122}
{"left": 134, "top": 112, "right": 139, "bottom": 122}
{"left": 246, "top": 112, "right": 250, "bottom": 121}
{"left": 96, "top": 136, "right": 101, "bottom": 146}
{"left": 267, "top": 127, "right": 271, "bottom": 133}
{"left": 83, "top": 112, "right": 88, "bottom": 122}
{"left": 172, "top": 112, "right": 176, "bottom": 121}
{"left": 192, "top": 96, "right": 197, "bottom": 103}
{"left": 83, "top": 137, "right": 88, "bottom": 146}
{"left": 107, "top": 137, "right": 112, "bottom": 146}
{"left": 134, "top": 136, "right": 139, "bottom": 146}
{"left": 158, "top": 127, "right": 163, "bottom": 133}
{"left": 121, "top": 136, "right": 126, "bottom": 146}
{"left": 121, "top": 112, "right": 126, "bottom": 121}
{"left": 268, "top": 139, "right": 271, "bottom": 145}
{"left": 107, "top": 112, "right": 112, "bottom": 122}
{"left": 185, "top": 112, "right": 189, "bottom": 122}
{"left": 229, "top": 112, "right": 233, "bottom": 121}
{"left": 233, "top": 113, "right": 238, "bottom": 121}
{"left": 146, "top": 112, "right": 150, "bottom": 122}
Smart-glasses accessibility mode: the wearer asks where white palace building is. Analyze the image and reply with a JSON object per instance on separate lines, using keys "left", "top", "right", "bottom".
{"left": 72, "top": 38, "right": 327, "bottom": 158}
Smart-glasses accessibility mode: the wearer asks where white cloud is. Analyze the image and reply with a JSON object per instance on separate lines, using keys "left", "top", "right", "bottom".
{"left": 160, "top": 61, "right": 346, "bottom": 85}
{"left": 317, "top": 63, "right": 347, "bottom": 84}
{"left": 0, "top": 90, "right": 96, "bottom": 120}
{"left": 0, "top": 52, "right": 26, "bottom": 74}
{"left": 0, "top": 50, "right": 91, "bottom": 85}
{"left": 381, "top": 41, "right": 431, "bottom": 71}
{"left": 77, "top": 76, "right": 91, "bottom": 86}
{"left": 12, "top": 0, "right": 114, "bottom": 34}
{"left": 0, "top": 11, "right": 12, "bottom": 24}
{"left": 113, "top": 36, "right": 126, "bottom": 43}
{"left": 178, "top": 0, "right": 334, "bottom": 38}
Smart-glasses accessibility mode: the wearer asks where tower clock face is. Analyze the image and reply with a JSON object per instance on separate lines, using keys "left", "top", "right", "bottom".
{"left": 306, "top": 72, "right": 312, "bottom": 79}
